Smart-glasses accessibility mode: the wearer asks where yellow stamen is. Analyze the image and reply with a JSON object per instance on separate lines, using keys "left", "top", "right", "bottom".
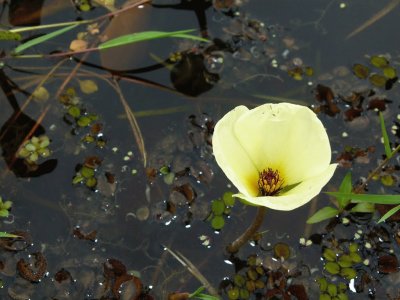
{"left": 258, "top": 168, "right": 284, "bottom": 196}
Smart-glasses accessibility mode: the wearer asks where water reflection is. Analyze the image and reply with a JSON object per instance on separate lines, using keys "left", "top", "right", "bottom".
{"left": 0, "top": 69, "right": 57, "bottom": 177}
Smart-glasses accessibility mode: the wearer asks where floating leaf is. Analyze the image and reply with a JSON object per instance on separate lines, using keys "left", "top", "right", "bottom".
{"left": 370, "top": 55, "right": 389, "bottom": 68}
{"left": 369, "top": 74, "right": 386, "bottom": 87}
{"left": 350, "top": 202, "right": 375, "bottom": 213}
{"left": 211, "top": 216, "right": 225, "bottom": 230}
{"left": 69, "top": 39, "right": 88, "bottom": 51}
{"left": 383, "top": 66, "right": 397, "bottom": 79}
{"left": 85, "top": 177, "right": 97, "bottom": 188}
{"left": 79, "top": 79, "right": 98, "bottom": 94}
{"left": 274, "top": 242, "right": 290, "bottom": 260}
{"left": 381, "top": 174, "right": 395, "bottom": 186}
{"left": 211, "top": 200, "right": 225, "bottom": 216}
{"left": 325, "top": 261, "right": 340, "bottom": 275}
{"left": 77, "top": 116, "right": 92, "bottom": 127}
{"left": 68, "top": 106, "right": 81, "bottom": 118}
{"left": 307, "top": 206, "right": 339, "bottom": 224}
{"left": 32, "top": 86, "right": 49, "bottom": 102}
{"left": 340, "top": 267, "right": 357, "bottom": 279}
{"left": 0, "top": 31, "right": 22, "bottom": 41}
{"left": 352, "top": 63, "right": 369, "bottom": 79}
{"left": 222, "top": 191, "right": 235, "bottom": 206}
{"left": 81, "top": 166, "right": 95, "bottom": 178}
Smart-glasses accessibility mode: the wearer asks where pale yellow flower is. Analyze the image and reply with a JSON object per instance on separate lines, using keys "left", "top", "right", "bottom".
{"left": 212, "top": 103, "right": 337, "bottom": 211}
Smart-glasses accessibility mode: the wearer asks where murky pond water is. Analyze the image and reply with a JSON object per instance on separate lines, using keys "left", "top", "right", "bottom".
{"left": 1, "top": 0, "right": 400, "bottom": 299}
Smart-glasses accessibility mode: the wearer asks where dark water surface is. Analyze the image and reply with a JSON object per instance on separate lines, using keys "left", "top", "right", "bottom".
{"left": 1, "top": 0, "right": 400, "bottom": 299}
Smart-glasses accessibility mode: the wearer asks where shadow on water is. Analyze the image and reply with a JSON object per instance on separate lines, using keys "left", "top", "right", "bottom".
{"left": 0, "top": 69, "right": 57, "bottom": 177}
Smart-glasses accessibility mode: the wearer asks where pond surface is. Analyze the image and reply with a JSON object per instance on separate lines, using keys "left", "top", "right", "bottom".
{"left": 1, "top": 0, "right": 400, "bottom": 299}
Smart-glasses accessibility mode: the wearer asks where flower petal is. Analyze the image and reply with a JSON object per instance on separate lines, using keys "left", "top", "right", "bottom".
{"left": 233, "top": 103, "right": 332, "bottom": 186}
{"left": 235, "top": 164, "right": 338, "bottom": 211}
{"left": 212, "top": 106, "right": 259, "bottom": 196}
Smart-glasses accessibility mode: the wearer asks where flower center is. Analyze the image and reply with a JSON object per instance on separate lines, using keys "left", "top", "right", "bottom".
{"left": 258, "top": 168, "right": 284, "bottom": 196}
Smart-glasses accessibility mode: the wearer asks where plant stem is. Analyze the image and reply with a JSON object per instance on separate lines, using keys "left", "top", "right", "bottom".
{"left": 226, "top": 206, "right": 267, "bottom": 254}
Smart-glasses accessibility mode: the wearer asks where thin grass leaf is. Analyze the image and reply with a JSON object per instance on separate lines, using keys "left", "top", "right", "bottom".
{"left": 99, "top": 30, "right": 209, "bottom": 50}
{"left": 379, "top": 111, "right": 392, "bottom": 158}
{"left": 0, "top": 232, "right": 20, "bottom": 238}
{"left": 13, "top": 24, "right": 79, "bottom": 55}
{"left": 337, "top": 172, "right": 352, "bottom": 209}
{"left": 306, "top": 206, "right": 339, "bottom": 224}
{"left": 189, "top": 286, "right": 220, "bottom": 300}
{"left": 378, "top": 204, "right": 400, "bottom": 223}
{"left": 327, "top": 192, "right": 400, "bottom": 204}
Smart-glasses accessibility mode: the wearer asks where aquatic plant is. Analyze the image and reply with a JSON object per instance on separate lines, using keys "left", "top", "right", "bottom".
{"left": 212, "top": 103, "right": 337, "bottom": 252}
{"left": 213, "top": 103, "right": 337, "bottom": 210}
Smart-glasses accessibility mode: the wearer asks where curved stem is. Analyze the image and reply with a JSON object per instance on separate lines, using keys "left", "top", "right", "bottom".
{"left": 226, "top": 206, "right": 267, "bottom": 254}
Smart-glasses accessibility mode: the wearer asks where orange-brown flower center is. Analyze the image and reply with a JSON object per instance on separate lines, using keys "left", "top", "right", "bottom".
{"left": 258, "top": 168, "right": 284, "bottom": 196}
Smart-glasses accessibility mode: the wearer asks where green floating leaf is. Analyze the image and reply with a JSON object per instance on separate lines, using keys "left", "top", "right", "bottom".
{"left": 350, "top": 202, "right": 375, "bottom": 213}
{"left": 381, "top": 174, "right": 395, "bottom": 186}
{"left": 13, "top": 24, "right": 79, "bottom": 55}
{"left": 306, "top": 206, "right": 339, "bottom": 224}
{"left": 378, "top": 204, "right": 400, "bottom": 223}
{"left": 211, "top": 215, "right": 225, "bottom": 230}
{"left": 352, "top": 63, "right": 370, "bottom": 79}
{"left": 327, "top": 192, "right": 400, "bottom": 205}
{"left": 211, "top": 200, "right": 225, "bottom": 216}
{"left": 370, "top": 55, "right": 389, "bottom": 68}
{"left": 0, "top": 31, "right": 22, "bottom": 41}
{"left": 383, "top": 66, "right": 397, "bottom": 79}
{"left": 369, "top": 73, "right": 387, "bottom": 87}
{"left": 337, "top": 172, "right": 352, "bottom": 209}
{"left": 98, "top": 29, "right": 209, "bottom": 51}
{"left": 222, "top": 191, "right": 235, "bottom": 206}
{"left": 379, "top": 111, "right": 392, "bottom": 158}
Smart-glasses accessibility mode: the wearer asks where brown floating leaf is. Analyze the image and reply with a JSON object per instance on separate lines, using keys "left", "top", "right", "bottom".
{"left": 367, "top": 98, "right": 389, "bottom": 111}
{"left": 344, "top": 107, "right": 363, "bottom": 121}
{"left": 73, "top": 227, "right": 97, "bottom": 242}
{"left": 273, "top": 242, "right": 290, "bottom": 260}
{"left": 314, "top": 84, "right": 340, "bottom": 116}
{"left": 173, "top": 183, "right": 196, "bottom": 204}
{"left": 378, "top": 255, "right": 399, "bottom": 274}
{"left": 54, "top": 268, "right": 72, "bottom": 283}
{"left": 352, "top": 63, "right": 370, "bottom": 79}
{"left": 17, "top": 252, "right": 47, "bottom": 282}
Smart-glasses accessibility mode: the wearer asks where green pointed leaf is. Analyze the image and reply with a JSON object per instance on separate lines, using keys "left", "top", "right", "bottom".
{"left": 98, "top": 30, "right": 209, "bottom": 50}
{"left": 306, "top": 206, "right": 339, "bottom": 224}
{"left": 350, "top": 202, "right": 375, "bottom": 213}
{"left": 0, "top": 232, "right": 20, "bottom": 238}
{"left": 337, "top": 172, "right": 352, "bottom": 208}
{"left": 378, "top": 204, "right": 400, "bottom": 223}
{"left": 13, "top": 24, "right": 79, "bottom": 55}
{"left": 327, "top": 192, "right": 400, "bottom": 204}
{"left": 379, "top": 111, "right": 392, "bottom": 158}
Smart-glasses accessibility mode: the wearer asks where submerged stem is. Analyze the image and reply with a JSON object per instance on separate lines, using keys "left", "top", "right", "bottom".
{"left": 226, "top": 206, "right": 267, "bottom": 254}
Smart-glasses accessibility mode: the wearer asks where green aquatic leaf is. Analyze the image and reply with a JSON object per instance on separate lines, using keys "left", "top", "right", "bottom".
{"left": 189, "top": 286, "right": 220, "bottom": 300}
{"left": 383, "top": 66, "right": 397, "bottom": 79}
{"left": 370, "top": 55, "right": 389, "bottom": 68}
{"left": 352, "top": 63, "right": 370, "bottom": 79}
{"left": 327, "top": 192, "right": 400, "bottom": 204}
{"left": 350, "top": 202, "right": 375, "bottom": 213}
{"left": 13, "top": 24, "right": 79, "bottom": 55}
{"left": 306, "top": 206, "right": 339, "bottom": 224}
{"left": 0, "top": 31, "right": 21, "bottom": 41}
{"left": 379, "top": 111, "right": 392, "bottom": 158}
{"left": 369, "top": 73, "right": 386, "bottom": 87}
{"left": 378, "top": 204, "right": 400, "bottom": 223}
{"left": 98, "top": 29, "right": 209, "bottom": 50}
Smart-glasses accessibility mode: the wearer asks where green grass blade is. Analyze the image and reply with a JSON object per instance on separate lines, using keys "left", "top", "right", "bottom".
{"left": 98, "top": 29, "right": 209, "bottom": 50}
{"left": 379, "top": 111, "right": 392, "bottom": 158}
{"left": 0, "top": 232, "right": 20, "bottom": 238}
{"left": 327, "top": 192, "right": 400, "bottom": 204}
{"left": 13, "top": 24, "right": 79, "bottom": 55}
{"left": 337, "top": 172, "right": 352, "bottom": 208}
{"left": 378, "top": 204, "right": 400, "bottom": 223}
{"left": 306, "top": 206, "right": 339, "bottom": 224}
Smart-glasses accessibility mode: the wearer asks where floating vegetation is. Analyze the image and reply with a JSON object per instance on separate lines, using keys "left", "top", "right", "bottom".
{"left": 206, "top": 192, "right": 235, "bottom": 230}
{"left": 16, "top": 135, "right": 52, "bottom": 165}
{"left": 352, "top": 55, "right": 398, "bottom": 90}
{"left": 72, "top": 156, "right": 102, "bottom": 189}
{"left": 0, "top": 196, "right": 12, "bottom": 218}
